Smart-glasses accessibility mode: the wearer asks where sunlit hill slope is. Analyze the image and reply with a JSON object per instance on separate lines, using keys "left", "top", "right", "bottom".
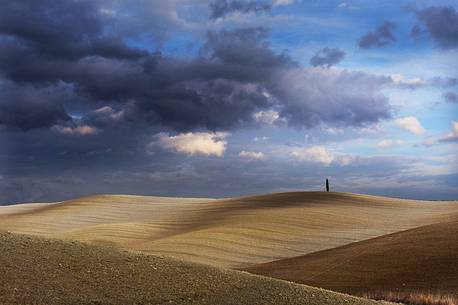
{"left": 1, "top": 192, "right": 456, "bottom": 268}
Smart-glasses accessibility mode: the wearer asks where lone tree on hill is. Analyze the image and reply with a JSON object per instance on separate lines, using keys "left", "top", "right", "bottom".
{"left": 326, "top": 179, "right": 330, "bottom": 192}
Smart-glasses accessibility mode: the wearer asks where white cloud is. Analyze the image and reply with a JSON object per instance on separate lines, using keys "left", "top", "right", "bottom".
{"left": 337, "top": 155, "right": 355, "bottom": 166}
{"left": 52, "top": 124, "right": 98, "bottom": 136}
{"left": 395, "top": 116, "right": 426, "bottom": 135}
{"left": 239, "top": 150, "right": 265, "bottom": 160}
{"left": 337, "top": 2, "right": 359, "bottom": 10}
{"left": 390, "top": 74, "right": 426, "bottom": 89}
{"left": 154, "top": 132, "right": 228, "bottom": 157}
{"left": 273, "top": 0, "right": 294, "bottom": 6}
{"left": 253, "top": 110, "right": 279, "bottom": 125}
{"left": 253, "top": 136, "right": 269, "bottom": 142}
{"left": 93, "top": 106, "right": 124, "bottom": 121}
{"left": 291, "top": 145, "right": 355, "bottom": 166}
{"left": 419, "top": 121, "right": 458, "bottom": 145}
{"left": 358, "top": 124, "right": 382, "bottom": 135}
{"left": 376, "top": 139, "right": 404, "bottom": 149}
{"left": 100, "top": 8, "right": 116, "bottom": 16}
{"left": 440, "top": 121, "right": 458, "bottom": 142}
{"left": 325, "top": 127, "right": 344, "bottom": 135}
{"left": 291, "top": 146, "right": 334, "bottom": 166}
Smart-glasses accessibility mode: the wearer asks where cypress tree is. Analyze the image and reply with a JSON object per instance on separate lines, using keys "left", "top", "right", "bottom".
{"left": 326, "top": 178, "right": 330, "bottom": 192}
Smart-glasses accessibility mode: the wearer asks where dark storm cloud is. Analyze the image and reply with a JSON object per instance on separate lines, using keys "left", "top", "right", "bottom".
{"left": 0, "top": 1, "right": 147, "bottom": 89}
{"left": 0, "top": 6, "right": 286, "bottom": 132}
{"left": 0, "top": 0, "right": 146, "bottom": 61}
{"left": 415, "top": 6, "right": 458, "bottom": 49}
{"left": 209, "top": 0, "right": 271, "bottom": 20}
{"left": 444, "top": 92, "right": 458, "bottom": 103}
{"left": 359, "top": 21, "right": 396, "bottom": 48}
{"left": 0, "top": 81, "right": 70, "bottom": 130}
{"left": 309, "top": 47, "right": 345, "bottom": 68}
{"left": 0, "top": 0, "right": 393, "bottom": 134}
{"left": 203, "top": 27, "right": 295, "bottom": 69}
{"left": 90, "top": 27, "right": 293, "bottom": 131}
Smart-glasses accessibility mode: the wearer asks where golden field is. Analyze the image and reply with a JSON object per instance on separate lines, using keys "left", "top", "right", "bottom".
{"left": 1, "top": 192, "right": 456, "bottom": 268}
{"left": 1, "top": 191, "right": 457, "bottom": 304}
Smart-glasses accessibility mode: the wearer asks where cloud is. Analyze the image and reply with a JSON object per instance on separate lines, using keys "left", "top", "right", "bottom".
{"left": 209, "top": 0, "right": 271, "bottom": 20}
{"left": 338, "top": 2, "right": 348, "bottom": 8}
{"left": 439, "top": 121, "right": 458, "bottom": 142}
{"left": 337, "top": 2, "right": 358, "bottom": 10}
{"left": 359, "top": 21, "right": 396, "bottom": 48}
{"left": 410, "top": 24, "right": 423, "bottom": 38}
{"left": 324, "top": 127, "right": 344, "bottom": 135}
{"left": 52, "top": 124, "right": 99, "bottom": 136}
{"left": 291, "top": 146, "right": 334, "bottom": 166}
{"left": 253, "top": 136, "right": 269, "bottom": 141}
{"left": 253, "top": 110, "right": 279, "bottom": 125}
{"left": 337, "top": 155, "right": 355, "bottom": 166}
{"left": 0, "top": 23, "right": 289, "bottom": 131}
{"left": 376, "top": 139, "right": 404, "bottom": 149}
{"left": 444, "top": 92, "right": 458, "bottom": 103}
{"left": 419, "top": 121, "right": 458, "bottom": 145}
{"left": 430, "top": 77, "right": 458, "bottom": 88}
{"left": 0, "top": 81, "right": 70, "bottom": 131}
{"left": 1, "top": 0, "right": 455, "bottom": 204}
{"left": 202, "top": 27, "right": 295, "bottom": 69}
{"left": 290, "top": 146, "right": 353, "bottom": 166}
{"left": 239, "top": 150, "right": 265, "bottom": 160}
{"left": 415, "top": 6, "right": 458, "bottom": 49}
{"left": 0, "top": 0, "right": 147, "bottom": 61}
{"left": 273, "top": 0, "right": 293, "bottom": 6}
{"left": 154, "top": 132, "right": 229, "bottom": 157}
{"left": 310, "top": 47, "right": 345, "bottom": 68}
{"left": 92, "top": 106, "right": 125, "bottom": 121}
{"left": 390, "top": 74, "right": 427, "bottom": 89}
{"left": 395, "top": 116, "right": 426, "bottom": 135}
{"left": 276, "top": 67, "right": 392, "bottom": 128}
{"left": 0, "top": 3, "right": 393, "bottom": 134}
{"left": 85, "top": 106, "right": 126, "bottom": 127}
{"left": 421, "top": 138, "right": 436, "bottom": 147}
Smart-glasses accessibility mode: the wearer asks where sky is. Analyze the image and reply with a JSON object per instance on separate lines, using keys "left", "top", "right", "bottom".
{"left": 0, "top": 0, "right": 457, "bottom": 204}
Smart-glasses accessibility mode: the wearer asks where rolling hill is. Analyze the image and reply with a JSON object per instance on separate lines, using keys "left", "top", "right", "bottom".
{"left": 0, "top": 231, "right": 393, "bottom": 305}
{"left": 1, "top": 192, "right": 457, "bottom": 268}
{"left": 244, "top": 215, "right": 458, "bottom": 297}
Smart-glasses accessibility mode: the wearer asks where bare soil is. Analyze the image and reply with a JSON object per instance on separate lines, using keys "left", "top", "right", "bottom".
{"left": 0, "top": 231, "right": 392, "bottom": 305}
{"left": 244, "top": 216, "right": 458, "bottom": 297}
